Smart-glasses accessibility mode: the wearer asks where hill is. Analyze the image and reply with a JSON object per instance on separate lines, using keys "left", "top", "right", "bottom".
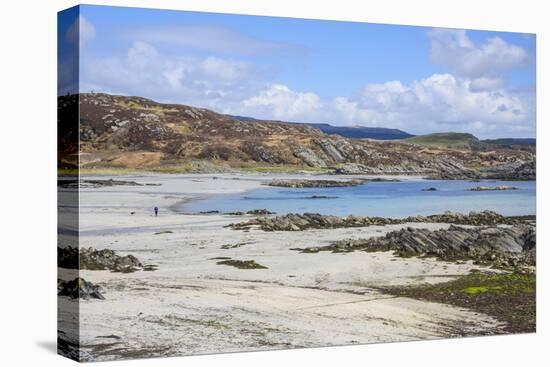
{"left": 230, "top": 116, "right": 414, "bottom": 140}
{"left": 58, "top": 93, "right": 535, "bottom": 180}
{"left": 403, "top": 133, "right": 481, "bottom": 149}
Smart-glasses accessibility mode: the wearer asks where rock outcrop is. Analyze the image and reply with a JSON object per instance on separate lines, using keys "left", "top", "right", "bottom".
{"left": 267, "top": 179, "right": 364, "bottom": 188}
{"left": 58, "top": 246, "right": 144, "bottom": 273}
{"left": 468, "top": 186, "right": 518, "bottom": 191}
{"left": 295, "top": 225, "right": 536, "bottom": 269}
{"left": 246, "top": 209, "right": 276, "bottom": 215}
{"left": 229, "top": 210, "right": 527, "bottom": 232}
{"left": 58, "top": 277, "right": 105, "bottom": 300}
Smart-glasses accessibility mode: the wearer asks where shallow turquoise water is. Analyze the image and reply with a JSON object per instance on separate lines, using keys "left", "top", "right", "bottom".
{"left": 182, "top": 179, "right": 536, "bottom": 218}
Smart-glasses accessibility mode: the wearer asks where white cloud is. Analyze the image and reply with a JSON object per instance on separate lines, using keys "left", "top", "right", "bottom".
{"left": 329, "top": 74, "right": 533, "bottom": 136}
{"left": 469, "top": 77, "right": 504, "bottom": 92}
{"left": 241, "top": 84, "right": 323, "bottom": 121}
{"left": 200, "top": 57, "right": 251, "bottom": 81}
{"left": 65, "top": 15, "right": 95, "bottom": 45}
{"left": 228, "top": 73, "right": 533, "bottom": 137}
{"left": 429, "top": 29, "right": 529, "bottom": 80}
{"left": 81, "top": 41, "right": 259, "bottom": 108}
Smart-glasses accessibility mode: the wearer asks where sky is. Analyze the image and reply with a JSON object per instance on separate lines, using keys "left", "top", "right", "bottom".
{"left": 58, "top": 5, "right": 536, "bottom": 138}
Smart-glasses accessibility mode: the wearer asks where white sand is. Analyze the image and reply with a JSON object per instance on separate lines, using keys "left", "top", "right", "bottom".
{"left": 58, "top": 173, "right": 503, "bottom": 361}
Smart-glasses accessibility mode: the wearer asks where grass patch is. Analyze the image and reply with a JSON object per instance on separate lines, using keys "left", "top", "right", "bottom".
{"left": 462, "top": 285, "right": 503, "bottom": 294}
{"left": 377, "top": 272, "right": 535, "bottom": 334}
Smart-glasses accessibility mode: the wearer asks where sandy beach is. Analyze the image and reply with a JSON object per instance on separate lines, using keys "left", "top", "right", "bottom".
{"left": 59, "top": 173, "right": 508, "bottom": 361}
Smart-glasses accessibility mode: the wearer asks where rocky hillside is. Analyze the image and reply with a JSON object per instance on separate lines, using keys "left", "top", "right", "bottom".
{"left": 66, "top": 93, "right": 535, "bottom": 179}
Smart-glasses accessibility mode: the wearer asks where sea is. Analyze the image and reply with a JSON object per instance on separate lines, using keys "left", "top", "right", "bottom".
{"left": 181, "top": 179, "right": 536, "bottom": 218}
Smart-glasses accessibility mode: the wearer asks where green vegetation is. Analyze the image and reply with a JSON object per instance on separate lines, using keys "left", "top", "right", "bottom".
{"left": 462, "top": 285, "right": 503, "bottom": 294}
{"left": 403, "top": 132, "right": 479, "bottom": 149}
{"left": 378, "top": 271, "right": 535, "bottom": 333}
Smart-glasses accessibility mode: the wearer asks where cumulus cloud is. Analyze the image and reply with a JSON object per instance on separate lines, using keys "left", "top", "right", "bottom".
{"left": 233, "top": 74, "right": 534, "bottom": 137}
{"left": 429, "top": 29, "right": 529, "bottom": 78}
{"left": 329, "top": 74, "right": 533, "bottom": 136}
{"left": 468, "top": 77, "right": 504, "bottom": 92}
{"left": 241, "top": 84, "right": 323, "bottom": 121}
{"left": 200, "top": 57, "right": 251, "bottom": 81}
{"left": 81, "top": 41, "right": 260, "bottom": 109}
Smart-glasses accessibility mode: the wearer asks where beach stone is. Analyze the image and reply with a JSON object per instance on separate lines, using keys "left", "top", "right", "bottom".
{"left": 58, "top": 277, "right": 105, "bottom": 300}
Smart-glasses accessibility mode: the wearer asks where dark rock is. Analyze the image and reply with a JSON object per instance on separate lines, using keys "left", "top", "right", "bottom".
{"left": 422, "top": 187, "right": 438, "bottom": 191}
{"left": 216, "top": 259, "right": 268, "bottom": 269}
{"left": 295, "top": 225, "right": 536, "bottom": 269}
{"left": 468, "top": 186, "right": 519, "bottom": 191}
{"left": 246, "top": 209, "right": 275, "bottom": 215}
{"left": 58, "top": 277, "right": 105, "bottom": 300}
{"left": 58, "top": 179, "right": 160, "bottom": 189}
{"left": 228, "top": 210, "right": 523, "bottom": 232}
{"left": 58, "top": 246, "right": 145, "bottom": 273}
{"left": 142, "top": 265, "right": 158, "bottom": 271}
{"left": 154, "top": 230, "right": 173, "bottom": 235}
{"left": 267, "top": 179, "right": 364, "bottom": 188}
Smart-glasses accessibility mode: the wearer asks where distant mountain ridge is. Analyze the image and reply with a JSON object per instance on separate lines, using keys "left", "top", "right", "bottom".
{"left": 230, "top": 115, "right": 414, "bottom": 140}
{"left": 481, "top": 138, "right": 536, "bottom": 147}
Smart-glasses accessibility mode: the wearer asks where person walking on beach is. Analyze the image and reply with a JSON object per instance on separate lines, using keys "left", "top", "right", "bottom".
{"left": 154, "top": 206, "right": 159, "bottom": 217}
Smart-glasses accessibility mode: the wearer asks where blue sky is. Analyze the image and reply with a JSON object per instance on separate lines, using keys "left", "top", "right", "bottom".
{"left": 59, "top": 5, "right": 536, "bottom": 138}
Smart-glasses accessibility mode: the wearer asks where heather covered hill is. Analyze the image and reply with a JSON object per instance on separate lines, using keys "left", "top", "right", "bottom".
{"left": 72, "top": 93, "right": 535, "bottom": 179}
